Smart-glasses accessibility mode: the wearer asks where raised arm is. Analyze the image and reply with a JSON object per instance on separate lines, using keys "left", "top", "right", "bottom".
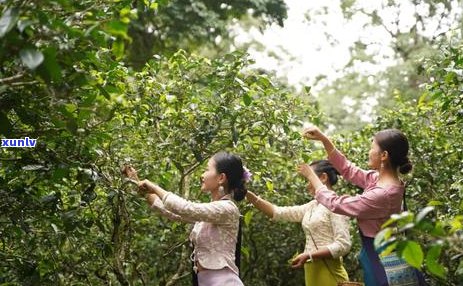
{"left": 314, "top": 185, "right": 393, "bottom": 219}
{"left": 138, "top": 179, "right": 169, "bottom": 200}
{"left": 245, "top": 191, "right": 276, "bottom": 218}
{"left": 328, "top": 149, "right": 377, "bottom": 189}
{"left": 121, "top": 166, "right": 195, "bottom": 223}
{"left": 298, "top": 163, "right": 324, "bottom": 190}
{"left": 136, "top": 179, "right": 239, "bottom": 224}
{"left": 246, "top": 191, "right": 311, "bottom": 223}
{"left": 160, "top": 192, "right": 239, "bottom": 224}
{"left": 146, "top": 193, "right": 195, "bottom": 223}
{"left": 302, "top": 126, "right": 336, "bottom": 155}
{"left": 302, "top": 126, "right": 376, "bottom": 188}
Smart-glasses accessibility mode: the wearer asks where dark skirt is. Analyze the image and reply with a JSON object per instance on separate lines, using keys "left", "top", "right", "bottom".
{"left": 359, "top": 232, "right": 389, "bottom": 286}
{"left": 359, "top": 231, "right": 427, "bottom": 286}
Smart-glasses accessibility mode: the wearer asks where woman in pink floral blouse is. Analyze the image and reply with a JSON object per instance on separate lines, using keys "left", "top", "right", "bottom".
{"left": 298, "top": 125, "right": 420, "bottom": 286}
{"left": 125, "top": 152, "right": 248, "bottom": 286}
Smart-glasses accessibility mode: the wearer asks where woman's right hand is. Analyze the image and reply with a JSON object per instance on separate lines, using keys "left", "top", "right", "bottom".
{"left": 122, "top": 165, "right": 139, "bottom": 181}
{"left": 291, "top": 252, "right": 311, "bottom": 268}
{"left": 137, "top": 179, "right": 158, "bottom": 195}
{"left": 302, "top": 126, "right": 326, "bottom": 141}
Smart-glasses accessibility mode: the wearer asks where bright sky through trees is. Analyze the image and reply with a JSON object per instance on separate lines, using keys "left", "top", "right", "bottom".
{"left": 234, "top": 0, "right": 461, "bottom": 90}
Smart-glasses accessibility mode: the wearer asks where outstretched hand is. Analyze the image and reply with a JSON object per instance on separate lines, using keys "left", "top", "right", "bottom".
{"left": 121, "top": 165, "right": 151, "bottom": 195}
{"left": 122, "top": 165, "right": 139, "bottom": 182}
{"left": 137, "top": 179, "right": 154, "bottom": 193}
{"left": 302, "top": 126, "right": 325, "bottom": 141}
{"left": 297, "top": 164, "right": 312, "bottom": 179}
{"left": 291, "top": 252, "right": 311, "bottom": 269}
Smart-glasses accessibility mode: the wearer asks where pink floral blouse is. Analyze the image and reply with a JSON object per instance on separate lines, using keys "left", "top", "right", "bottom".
{"left": 315, "top": 149, "right": 405, "bottom": 237}
{"left": 150, "top": 193, "right": 240, "bottom": 275}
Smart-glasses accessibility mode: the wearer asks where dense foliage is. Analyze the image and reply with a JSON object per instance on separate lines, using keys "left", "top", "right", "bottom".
{"left": 318, "top": 43, "right": 463, "bottom": 285}
{"left": 372, "top": 43, "right": 463, "bottom": 284}
{"left": 1, "top": 0, "right": 462, "bottom": 285}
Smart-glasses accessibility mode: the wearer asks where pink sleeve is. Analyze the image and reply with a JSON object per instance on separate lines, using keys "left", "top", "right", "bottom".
{"left": 329, "top": 149, "right": 378, "bottom": 189}
{"left": 314, "top": 185, "right": 390, "bottom": 219}
{"left": 150, "top": 195, "right": 195, "bottom": 223}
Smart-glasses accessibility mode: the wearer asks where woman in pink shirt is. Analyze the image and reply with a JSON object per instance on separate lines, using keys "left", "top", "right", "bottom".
{"left": 124, "top": 152, "right": 248, "bottom": 286}
{"left": 297, "top": 126, "right": 419, "bottom": 286}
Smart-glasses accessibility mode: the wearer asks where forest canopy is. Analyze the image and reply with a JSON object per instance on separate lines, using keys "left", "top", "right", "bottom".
{"left": 0, "top": 0, "right": 462, "bottom": 285}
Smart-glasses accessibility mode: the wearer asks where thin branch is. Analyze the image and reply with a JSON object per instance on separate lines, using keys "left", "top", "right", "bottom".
{"left": 0, "top": 158, "right": 22, "bottom": 161}
{"left": 0, "top": 73, "right": 25, "bottom": 84}
{"left": 359, "top": 8, "right": 397, "bottom": 39}
{"left": 10, "top": 80, "right": 39, "bottom": 87}
{"left": 165, "top": 244, "right": 190, "bottom": 286}
{"left": 163, "top": 239, "right": 189, "bottom": 257}
{"left": 184, "top": 161, "right": 202, "bottom": 176}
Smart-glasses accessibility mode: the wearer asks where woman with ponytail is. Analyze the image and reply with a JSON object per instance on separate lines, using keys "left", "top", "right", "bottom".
{"left": 300, "top": 126, "right": 422, "bottom": 286}
{"left": 246, "top": 160, "right": 352, "bottom": 286}
{"left": 124, "top": 151, "right": 247, "bottom": 286}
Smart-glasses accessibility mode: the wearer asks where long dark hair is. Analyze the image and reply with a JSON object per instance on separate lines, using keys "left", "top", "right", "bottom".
{"left": 374, "top": 129, "right": 412, "bottom": 174}
{"left": 310, "top": 160, "right": 340, "bottom": 186}
{"left": 213, "top": 152, "right": 247, "bottom": 201}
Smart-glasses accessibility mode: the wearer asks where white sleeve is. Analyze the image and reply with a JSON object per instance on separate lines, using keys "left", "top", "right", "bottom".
{"left": 272, "top": 203, "right": 312, "bottom": 222}
{"left": 325, "top": 212, "right": 352, "bottom": 258}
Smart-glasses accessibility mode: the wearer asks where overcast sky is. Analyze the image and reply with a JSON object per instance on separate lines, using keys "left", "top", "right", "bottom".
{"left": 233, "top": 0, "right": 458, "bottom": 90}
{"left": 233, "top": 1, "right": 395, "bottom": 90}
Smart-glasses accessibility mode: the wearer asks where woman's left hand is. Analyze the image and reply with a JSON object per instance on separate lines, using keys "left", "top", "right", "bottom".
{"left": 291, "top": 252, "right": 311, "bottom": 268}
{"left": 136, "top": 179, "right": 155, "bottom": 196}
{"left": 137, "top": 179, "right": 150, "bottom": 194}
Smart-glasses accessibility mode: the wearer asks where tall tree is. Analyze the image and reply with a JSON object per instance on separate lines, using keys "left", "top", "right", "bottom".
{"left": 127, "top": 0, "right": 288, "bottom": 68}
{"left": 0, "top": 1, "right": 311, "bottom": 284}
